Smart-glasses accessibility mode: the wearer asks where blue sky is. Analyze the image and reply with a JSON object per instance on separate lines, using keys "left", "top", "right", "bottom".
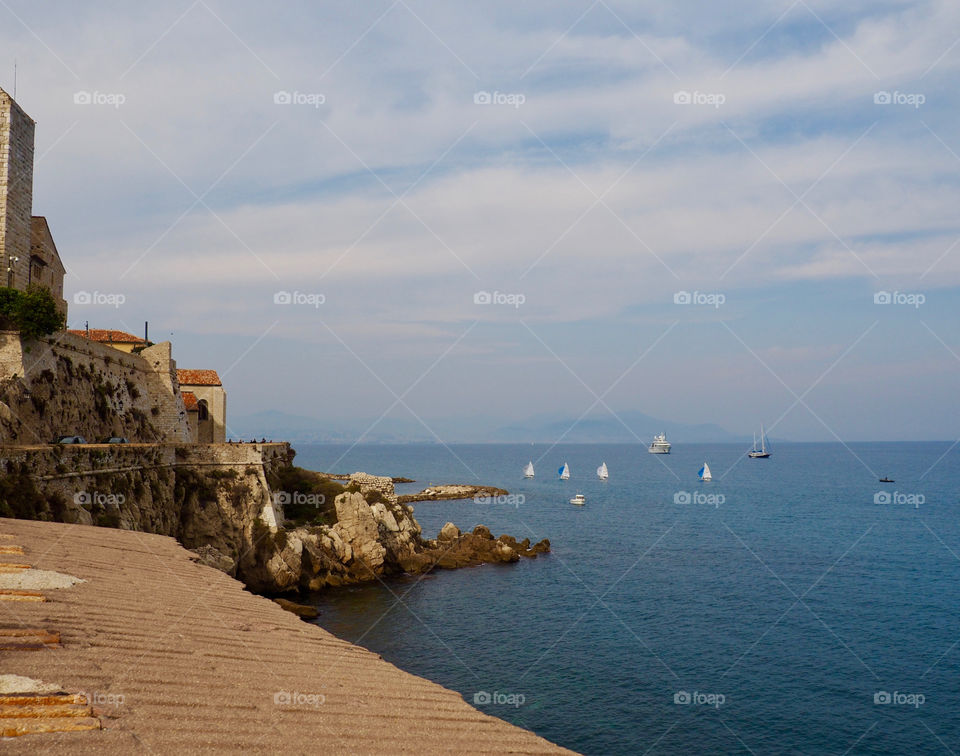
{"left": 2, "top": 0, "right": 958, "bottom": 441}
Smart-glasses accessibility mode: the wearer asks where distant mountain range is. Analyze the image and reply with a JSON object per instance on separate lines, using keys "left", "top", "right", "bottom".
{"left": 229, "top": 409, "right": 752, "bottom": 444}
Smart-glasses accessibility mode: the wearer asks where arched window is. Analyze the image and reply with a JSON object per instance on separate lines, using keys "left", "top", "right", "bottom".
{"left": 198, "top": 399, "right": 209, "bottom": 421}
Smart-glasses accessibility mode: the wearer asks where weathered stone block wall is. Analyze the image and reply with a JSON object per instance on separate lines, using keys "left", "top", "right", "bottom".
{"left": 0, "top": 331, "right": 191, "bottom": 444}
{"left": 139, "top": 342, "right": 190, "bottom": 442}
{"left": 0, "top": 92, "right": 35, "bottom": 288}
{"left": 0, "top": 441, "right": 292, "bottom": 560}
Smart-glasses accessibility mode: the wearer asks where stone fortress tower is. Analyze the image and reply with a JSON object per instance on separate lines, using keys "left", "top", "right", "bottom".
{"left": 0, "top": 87, "right": 67, "bottom": 315}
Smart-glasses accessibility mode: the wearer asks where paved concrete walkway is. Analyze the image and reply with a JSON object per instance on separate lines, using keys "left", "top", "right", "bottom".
{"left": 0, "top": 518, "right": 575, "bottom": 754}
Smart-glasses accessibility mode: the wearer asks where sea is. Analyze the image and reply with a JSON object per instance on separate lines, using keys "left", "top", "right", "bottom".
{"left": 292, "top": 442, "right": 959, "bottom": 755}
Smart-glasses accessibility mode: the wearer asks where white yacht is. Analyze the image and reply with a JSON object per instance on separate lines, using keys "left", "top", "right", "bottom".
{"left": 648, "top": 432, "right": 671, "bottom": 454}
{"left": 570, "top": 493, "right": 586, "bottom": 506}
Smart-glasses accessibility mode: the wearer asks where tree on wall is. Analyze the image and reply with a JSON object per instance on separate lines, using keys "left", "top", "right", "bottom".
{"left": 0, "top": 286, "right": 65, "bottom": 339}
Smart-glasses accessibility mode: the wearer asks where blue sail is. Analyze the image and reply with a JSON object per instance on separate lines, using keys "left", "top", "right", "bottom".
{"left": 697, "top": 465, "right": 705, "bottom": 479}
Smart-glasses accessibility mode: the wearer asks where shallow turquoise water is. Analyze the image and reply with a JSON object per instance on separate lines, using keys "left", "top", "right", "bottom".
{"left": 294, "top": 442, "right": 960, "bottom": 755}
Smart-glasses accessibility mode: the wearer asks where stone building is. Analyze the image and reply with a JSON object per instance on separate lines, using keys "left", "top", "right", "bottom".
{"left": 0, "top": 87, "right": 67, "bottom": 315}
{"left": 177, "top": 369, "right": 227, "bottom": 443}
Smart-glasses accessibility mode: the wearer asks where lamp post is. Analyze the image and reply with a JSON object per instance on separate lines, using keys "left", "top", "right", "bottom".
{"left": 6, "top": 255, "right": 19, "bottom": 288}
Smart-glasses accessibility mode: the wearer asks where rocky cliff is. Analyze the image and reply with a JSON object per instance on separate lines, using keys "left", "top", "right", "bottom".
{"left": 0, "top": 445, "right": 549, "bottom": 595}
{"left": 243, "top": 471, "right": 549, "bottom": 594}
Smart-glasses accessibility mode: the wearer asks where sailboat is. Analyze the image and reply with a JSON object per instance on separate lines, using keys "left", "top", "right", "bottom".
{"left": 748, "top": 424, "right": 771, "bottom": 458}
{"left": 698, "top": 462, "right": 712, "bottom": 482}
{"left": 558, "top": 462, "right": 570, "bottom": 480}
{"left": 524, "top": 461, "right": 535, "bottom": 478}
{"left": 597, "top": 462, "right": 608, "bottom": 480}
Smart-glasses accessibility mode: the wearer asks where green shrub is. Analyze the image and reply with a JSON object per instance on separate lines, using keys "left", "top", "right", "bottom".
{"left": 0, "top": 286, "right": 65, "bottom": 340}
{"left": 267, "top": 465, "right": 343, "bottom": 526}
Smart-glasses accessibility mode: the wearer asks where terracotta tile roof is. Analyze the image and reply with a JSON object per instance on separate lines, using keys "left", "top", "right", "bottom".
{"left": 176, "top": 369, "right": 222, "bottom": 387}
{"left": 0, "top": 518, "right": 575, "bottom": 754}
{"left": 67, "top": 329, "right": 145, "bottom": 345}
{"left": 181, "top": 392, "right": 199, "bottom": 412}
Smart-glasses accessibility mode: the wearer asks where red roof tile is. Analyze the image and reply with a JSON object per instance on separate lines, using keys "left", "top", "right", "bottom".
{"left": 181, "top": 391, "right": 199, "bottom": 411}
{"left": 177, "top": 369, "right": 222, "bottom": 387}
{"left": 68, "top": 329, "right": 145, "bottom": 344}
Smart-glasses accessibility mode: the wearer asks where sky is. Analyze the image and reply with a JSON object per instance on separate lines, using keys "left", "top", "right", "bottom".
{"left": 1, "top": 0, "right": 959, "bottom": 442}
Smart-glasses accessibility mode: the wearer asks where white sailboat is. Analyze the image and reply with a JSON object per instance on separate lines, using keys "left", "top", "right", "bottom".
{"left": 597, "top": 462, "right": 608, "bottom": 480}
{"left": 698, "top": 462, "right": 712, "bottom": 482}
{"left": 524, "top": 461, "right": 535, "bottom": 478}
{"left": 748, "top": 424, "right": 771, "bottom": 458}
{"left": 558, "top": 462, "right": 570, "bottom": 480}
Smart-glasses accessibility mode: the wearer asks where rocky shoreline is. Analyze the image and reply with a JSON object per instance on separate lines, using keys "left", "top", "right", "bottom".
{"left": 194, "top": 470, "right": 550, "bottom": 596}
{"left": 0, "top": 442, "right": 550, "bottom": 600}
{"left": 397, "top": 483, "right": 510, "bottom": 504}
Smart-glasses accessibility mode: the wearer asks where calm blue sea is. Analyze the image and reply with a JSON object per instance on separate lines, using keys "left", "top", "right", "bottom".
{"left": 293, "top": 442, "right": 960, "bottom": 755}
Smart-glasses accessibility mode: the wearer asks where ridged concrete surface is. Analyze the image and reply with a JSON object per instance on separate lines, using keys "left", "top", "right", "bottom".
{"left": 0, "top": 518, "right": 576, "bottom": 755}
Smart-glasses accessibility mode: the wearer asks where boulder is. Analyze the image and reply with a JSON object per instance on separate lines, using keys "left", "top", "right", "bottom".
{"left": 273, "top": 597, "right": 319, "bottom": 620}
{"left": 438, "top": 522, "right": 460, "bottom": 542}
{"left": 189, "top": 545, "right": 236, "bottom": 574}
